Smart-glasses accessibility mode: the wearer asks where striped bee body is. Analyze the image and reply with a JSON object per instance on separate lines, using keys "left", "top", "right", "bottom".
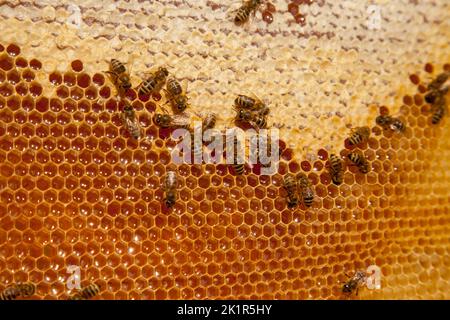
{"left": 376, "top": 115, "right": 405, "bottom": 133}
{"left": 153, "top": 113, "right": 191, "bottom": 130}
{"left": 106, "top": 59, "right": 131, "bottom": 92}
{"left": 166, "top": 78, "right": 183, "bottom": 96}
{"left": 296, "top": 173, "right": 314, "bottom": 207}
{"left": 17, "top": 283, "right": 35, "bottom": 297}
{"left": 329, "top": 154, "right": 344, "bottom": 185}
{"left": 228, "top": 136, "right": 245, "bottom": 175}
{"left": 427, "top": 72, "right": 449, "bottom": 91}
{"left": 235, "top": 94, "right": 257, "bottom": 110}
{"left": 121, "top": 104, "right": 141, "bottom": 139}
{"left": 348, "top": 126, "right": 370, "bottom": 146}
{"left": 164, "top": 171, "right": 178, "bottom": 208}
{"left": 80, "top": 283, "right": 100, "bottom": 300}
{"left": 251, "top": 115, "right": 267, "bottom": 129}
{"left": 202, "top": 113, "right": 217, "bottom": 131}
{"left": 284, "top": 174, "right": 299, "bottom": 208}
{"left": 0, "top": 287, "right": 20, "bottom": 300}
{"left": 234, "top": 0, "right": 262, "bottom": 24}
{"left": 348, "top": 151, "right": 369, "bottom": 174}
{"left": 138, "top": 67, "right": 169, "bottom": 96}
{"left": 432, "top": 105, "right": 445, "bottom": 125}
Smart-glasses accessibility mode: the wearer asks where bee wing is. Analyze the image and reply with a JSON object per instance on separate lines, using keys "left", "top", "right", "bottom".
{"left": 171, "top": 114, "right": 192, "bottom": 127}
{"left": 248, "top": 91, "right": 264, "bottom": 106}
{"left": 180, "top": 79, "right": 189, "bottom": 94}
{"left": 226, "top": 1, "right": 244, "bottom": 18}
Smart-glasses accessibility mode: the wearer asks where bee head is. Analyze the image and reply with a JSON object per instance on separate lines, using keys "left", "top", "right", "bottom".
{"left": 375, "top": 115, "right": 388, "bottom": 126}
{"left": 165, "top": 198, "right": 175, "bottom": 208}
{"left": 425, "top": 91, "right": 437, "bottom": 104}
{"left": 159, "top": 67, "right": 169, "bottom": 77}
{"left": 342, "top": 283, "right": 352, "bottom": 293}
{"left": 154, "top": 114, "right": 162, "bottom": 125}
{"left": 174, "top": 96, "right": 187, "bottom": 112}
{"left": 123, "top": 104, "right": 133, "bottom": 111}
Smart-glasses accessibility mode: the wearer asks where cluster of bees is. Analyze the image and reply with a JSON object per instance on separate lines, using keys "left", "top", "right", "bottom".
{"left": 68, "top": 283, "right": 101, "bottom": 300}
{"left": 339, "top": 72, "right": 449, "bottom": 297}
{"left": 0, "top": 283, "right": 35, "bottom": 300}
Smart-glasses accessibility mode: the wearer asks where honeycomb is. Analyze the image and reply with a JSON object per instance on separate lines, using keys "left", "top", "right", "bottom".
{"left": 1, "top": 1, "right": 450, "bottom": 300}
{"left": 0, "top": 42, "right": 449, "bottom": 300}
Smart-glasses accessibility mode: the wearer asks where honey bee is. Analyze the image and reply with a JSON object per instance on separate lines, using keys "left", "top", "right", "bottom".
{"left": 137, "top": 67, "right": 169, "bottom": 96}
{"left": 164, "top": 171, "right": 178, "bottom": 208}
{"left": 0, "top": 286, "right": 20, "bottom": 300}
{"left": 427, "top": 71, "right": 449, "bottom": 91}
{"left": 348, "top": 151, "right": 370, "bottom": 174}
{"left": 342, "top": 270, "right": 367, "bottom": 296}
{"left": 16, "top": 283, "right": 35, "bottom": 297}
{"left": 375, "top": 115, "right": 405, "bottom": 133}
{"left": 233, "top": 0, "right": 263, "bottom": 25}
{"left": 68, "top": 293, "right": 84, "bottom": 300}
{"left": 201, "top": 113, "right": 217, "bottom": 131}
{"left": 153, "top": 112, "right": 191, "bottom": 130}
{"left": 105, "top": 59, "right": 132, "bottom": 94}
{"left": 431, "top": 97, "right": 446, "bottom": 125}
{"left": 165, "top": 77, "right": 189, "bottom": 113}
{"left": 121, "top": 102, "right": 141, "bottom": 139}
{"left": 425, "top": 72, "right": 449, "bottom": 104}
{"left": 348, "top": 126, "right": 370, "bottom": 146}
{"left": 235, "top": 93, "right": 269, "bottom": 115}
{"left": 226, "top": 135, "right": 246, "bottom": 175}
{"left": 234, "top": 108, "right": 267, "bottom": 129}
{"left": 296, "top": 173, "right": 314, "bottom": 207}
{"left": 0, "top": 283, "right": 35, "bottom": 300}
{"left": 283, "top": 174, "right": 299, "bottom": 208}
{"left": 78, "top": 283, "right": 101, "bottom": 300}
{"left": 328, "top": 153, "right": 344, "bottom": 185}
